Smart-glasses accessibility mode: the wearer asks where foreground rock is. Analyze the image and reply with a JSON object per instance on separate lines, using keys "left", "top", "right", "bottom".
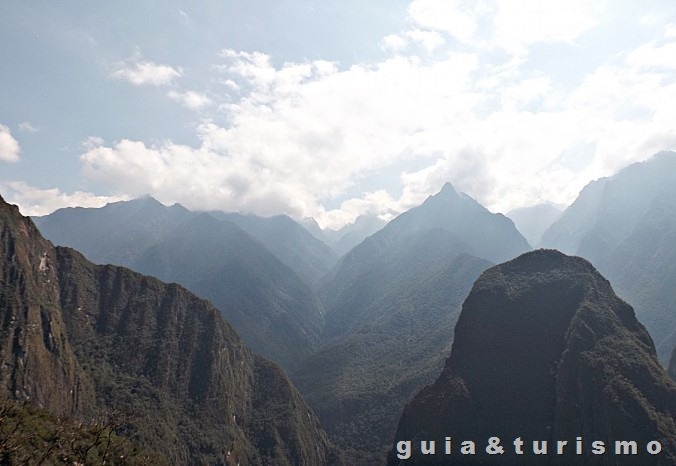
{"left": 389, "top": 249, "right": 676, "bottom": 465}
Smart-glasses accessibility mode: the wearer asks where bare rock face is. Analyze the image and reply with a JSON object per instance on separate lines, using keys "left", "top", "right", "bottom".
{"left": 0, "top": 194, "right": 341, "bottom": 465}
{"left": 388, "top": 249, "right": 676, "bottom": 465}
{"left": 0, "top": 197, "right": 94, "bottom": 414}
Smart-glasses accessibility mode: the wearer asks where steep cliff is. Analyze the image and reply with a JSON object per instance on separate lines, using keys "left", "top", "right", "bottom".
{"left": 389, "top": 250, "right": 676, "bottom": 465}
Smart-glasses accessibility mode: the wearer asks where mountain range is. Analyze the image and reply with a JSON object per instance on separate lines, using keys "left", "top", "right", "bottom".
{"left": 293, "top": 183, "right": 529, "bottom": 463}
{"left": 0, "top": 194, "right": 341, "bottom": 464}
{"left": 34, "top": 199, "right": 332, "bottom": 371}
{"left": 23, "top": 153, "right": 676, "bottom": 465}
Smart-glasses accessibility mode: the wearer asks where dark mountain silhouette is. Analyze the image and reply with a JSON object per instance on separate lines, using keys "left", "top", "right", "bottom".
{"left": 0, "top": 193, "right": 341, "bottom": 465}
{"left": 388, "top": 249, "right": 676, "bottom": 465}
{"left": 132, "top": 213, "right": 324, "bottom": 370}
{"left": 540, "top": 151, "right": 676, "bottom": 363}
{"left": 670, "top": 346, "right": 676, "bottom": 380}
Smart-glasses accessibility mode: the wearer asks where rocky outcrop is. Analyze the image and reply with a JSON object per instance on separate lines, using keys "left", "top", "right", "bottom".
{"left": 389, "top": 249, "right": 676, "bottom": 465}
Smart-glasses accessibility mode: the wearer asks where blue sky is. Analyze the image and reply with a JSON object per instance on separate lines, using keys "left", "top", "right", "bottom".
{"left": 1, "top": 0, "right": 676, "bottom": 228}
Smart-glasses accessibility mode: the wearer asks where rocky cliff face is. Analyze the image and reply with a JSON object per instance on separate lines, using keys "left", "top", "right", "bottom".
{"left": 388, "top": 250, "right": 676, "bottom": 465}
{"left": 0, "top": 194, "right": 340, "bottom": 465}
{"left": 0, "top": 198, "right": 93, "bottom": 415}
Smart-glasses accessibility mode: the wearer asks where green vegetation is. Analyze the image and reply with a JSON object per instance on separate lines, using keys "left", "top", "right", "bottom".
{"left": 0, "top": 398, "right": 164, "bottom": 465}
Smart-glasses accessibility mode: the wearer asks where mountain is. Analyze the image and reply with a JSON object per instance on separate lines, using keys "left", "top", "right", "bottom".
{"left": 33, "top": 196, "right": 194, "bottom": 268}
{"left": 388, "top": 249, "right": 676, "bottom": 465}
{"left": 131, "top": 213, "right": 324, "bottom": 371}
{"left": 540, "top": 151, "right": 676, "bottom": 363}
{"left": 670, "top": 346, "right": 676, "bottom": 380}
{"left": 320, "top": 182, "right": 530, "bottom": 341}
{"left": 301, "top": 214, "right": 388, "bottom": 258}
{"left": 0, "top": 194, "right": 341, "bottom": 465}
{"left": 209, "top": 211, "right": 338, "bottom": 286}
{"left": 323, "top": 214, "right": 388, "bottom": 257}
{"left": 507, "top": 202, "right": 562, "bottom": 247}
{"left": 292, "top": 183, "right": 528, "bottom": 464}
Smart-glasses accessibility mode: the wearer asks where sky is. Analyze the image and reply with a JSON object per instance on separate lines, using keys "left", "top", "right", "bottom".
{"left": 1, "top": 0, "right": 676, "bottom": 229}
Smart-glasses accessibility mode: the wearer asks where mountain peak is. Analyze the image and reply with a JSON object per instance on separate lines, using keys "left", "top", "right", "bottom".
{"left": 427, "top": 181, "right": 460, "bottom": 200}
{"left": 380, "top": 181, "right": 529, "bottom": 263}
{"left": 435, "top": 181, "right": 458, "bottom": 199}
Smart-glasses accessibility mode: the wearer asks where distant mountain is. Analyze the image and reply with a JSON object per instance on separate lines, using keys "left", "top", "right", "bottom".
{"left": 326, "top": 215, "right": 389, "bottom": 257}
{"left": 301, "top": 214, "right": 388, "bottom": 258}
{"left": 33, "top": 196, "right": 194, "bottom": 268}
{"left": 35, "top": 198, "right": 337, "bottom": 288}
{"left": 388, "top": 250, "right": 676, "bottom": 465}
{"left": 670, "top": 346, "right": 676, "bottom": 380}
{"left": 209, "top": 211, "right": 338, "bottom": 285}
{"left": 507, "top": 203, "right": 562, "bottom": 247}
{"left": 320, "top": 182, "right": 530, "bottom": 341}
{"left": 294, "top": 183, "right": 528, "bottom": 464}
{"left": 132, "top": 213, "right": 324, "bottom": 370}
{"left": 34, "top": 198, "right": 330, "bottom": 370}
{"left": 540, "top": 151, "right": 676, "bottom": 363}
{"left": 0, "top": 194, "right": 341, "bottom": 465}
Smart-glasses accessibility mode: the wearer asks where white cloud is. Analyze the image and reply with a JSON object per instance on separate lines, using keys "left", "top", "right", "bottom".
{"left": 381, "top": 30, "right": 445, "bottom": 53}
{"left": 407, "top": 0, "right": 597, "bottom": 55}
{"left": 408, "top": 0, "right": 478, "bottom": 42}
{"left": 626, "top": 40, "right": 676, "bottom": 70}
{"left": 111, "top": 54, "right": 182, "bottom": 86}
{"left": 0, "top": 125, "right": 20, "bottom": 163}
{"left": 77, "top": 18, "right": 676, "bottom": 228}
{"left": 666, "top": 23, "right": 676, "bottom": 38}
{"left": 1, "top": 181, "right": 129, "bottom": 216}
{"left": 18, "top": 121, "right": 39, "bottom": 132}
{"left": 27, "top": 2, "right": 664, "bottom": 229}
{"left": 493, "top": 0, "right": 598, "bottom": 55}
{"left": 381, "top": 34, "right": 409, "bottom": 53}
{"left": 167, "top": 90, "right": 212, "bottom": 110}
